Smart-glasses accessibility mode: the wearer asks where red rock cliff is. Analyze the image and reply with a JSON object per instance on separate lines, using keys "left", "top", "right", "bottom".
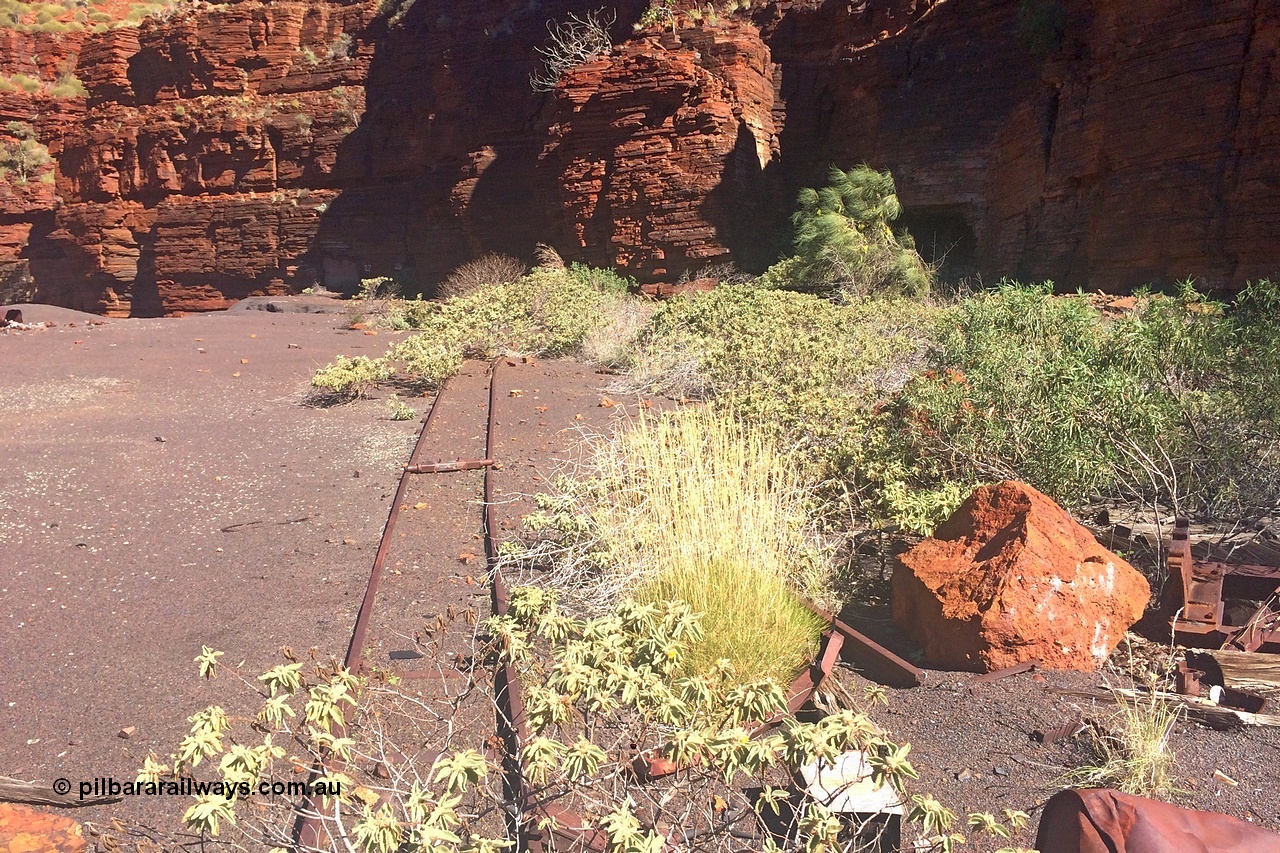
{"left": 543, "top": 22, "right": 779, "bottom": 279}
{"left": 763, "top": 0, "right": 1280, "bottom": 290}
{"left": 2, "top": 0, "right": 1277, "bottom": 313}
{"left": 0, "top": 28, "right": 86, "bottom": 302}
{"left": 43, "top": 0, "right": 378, "bottom": 315}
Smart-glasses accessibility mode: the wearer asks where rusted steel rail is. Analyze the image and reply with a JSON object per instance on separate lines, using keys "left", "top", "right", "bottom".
{"left": 299, "top": 377, "right": 466, "bottom": 848}
{"left": 485, "top": 360, "right": 608, "bottom": 853}
{"left": 801, "top": 599, "right": 922, "bottom": 689}
{"left": 407, "top": 458, "right": 494, "bottom": 474}
{"left": 1168, "top": 517, "right": 1280, "bottom": 652}
{"left": 303, "top": 357, "right": 924, "bottom": 851}
{"left": 341, "top": 376, "right": 456, "bottom": 675}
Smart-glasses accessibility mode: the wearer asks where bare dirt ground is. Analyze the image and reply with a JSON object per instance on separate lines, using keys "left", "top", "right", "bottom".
{"left": 2, "top": 301, "right": 1278, "bottom": 852}
{"left": 0, "top": 301, "right": 420, "bottom": 837}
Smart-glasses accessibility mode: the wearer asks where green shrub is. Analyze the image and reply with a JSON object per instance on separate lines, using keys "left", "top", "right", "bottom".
{"left": 309, "top": 355, "right": 392, "bottom": 400}
{"left": 29, "top": 16, "right": 75, "bottom": 30}
{"left": 565, "top": 260, "right": 634, "bottom": 295}
{"left": 7, "top": 73, "right": 41, "bottom": 93}
{"left": 627, "top": 285, "right": 941, "bottom": 519}
{"left": 901, "top": 283, "right": 1167, "bottom": 503}
{"left": 395, "top": 268, "right": 616, "bottom": 382}
{"left": 777, "top": 165, "right": 934, "bottom": 299}
{"left": 386, "top": 397, "right": 417, "bottom": 421}
{"left": 144, "top": 594, "right": 1032, "bottom": 853}
{"left": 620, "top": 277, "right": 1280, "bottom": 531}
{"left": 49, "top": 73, "right": 86, "bottom": 98}
{"left": 888, "top": 280, "right": 1280, "bottom": 519}
{"left": 315, "top": 267, "right": 629, "bottom": 396}
{"left": 1, "top": 123, "right": 52, "bottom": 183}
{"left": 326, "top": 31, "right": 353, "bottom": 60}
{"left": 636, "top": 0, "right": 675, "bottom": 31}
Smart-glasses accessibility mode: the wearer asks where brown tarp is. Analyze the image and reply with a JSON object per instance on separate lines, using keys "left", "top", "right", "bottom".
{"left": 1036, "top": 789, "right": 1280, "bottom": 853}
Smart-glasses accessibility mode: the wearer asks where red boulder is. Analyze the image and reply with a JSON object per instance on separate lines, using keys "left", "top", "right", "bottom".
{"left": 892, "top": 481, "right": 1150, "bottom": 672}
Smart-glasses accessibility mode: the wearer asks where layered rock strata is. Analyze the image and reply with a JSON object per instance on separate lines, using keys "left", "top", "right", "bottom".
{"left": 17, "top": 0, "right": 377, "bottom": 315}
{"left": 2, "top": 0, "right": 1278, "bottom": 313}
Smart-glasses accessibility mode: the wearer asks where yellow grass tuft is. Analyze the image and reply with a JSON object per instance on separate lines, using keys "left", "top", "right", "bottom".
{"left": 580, "top": 407, "right": 826, "bottom": 683}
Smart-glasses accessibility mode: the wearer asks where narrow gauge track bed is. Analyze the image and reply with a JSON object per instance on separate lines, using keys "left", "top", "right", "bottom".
{"left": 304, "top": 358, "right": 924, "bottom": 852}
{"left": 300, "top": 359, "right": 650, "bottom": 850}
{"left": 336, "top": 358, "right": 646, "bottom": 685}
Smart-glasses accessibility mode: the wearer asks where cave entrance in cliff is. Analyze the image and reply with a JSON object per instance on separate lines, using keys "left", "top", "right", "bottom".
{"left": 897, "top": 206, "right": 977, "bottom": 288}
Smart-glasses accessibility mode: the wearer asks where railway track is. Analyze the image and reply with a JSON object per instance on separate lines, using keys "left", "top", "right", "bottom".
{"left": 297, "top": 358, "right": 639, "bottom": 851}
{"left": 297, "top": 357, "right": 921, "bottom": 852}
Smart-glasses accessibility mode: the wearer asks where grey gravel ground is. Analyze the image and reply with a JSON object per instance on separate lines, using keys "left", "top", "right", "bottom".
{"left": 0, "top": 302, "right": 417, "bottom": 835}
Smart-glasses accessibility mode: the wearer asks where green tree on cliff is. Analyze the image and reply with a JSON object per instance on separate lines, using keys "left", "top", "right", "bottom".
{"left": 0, "top": 121, "right": 51, "bottom": 184}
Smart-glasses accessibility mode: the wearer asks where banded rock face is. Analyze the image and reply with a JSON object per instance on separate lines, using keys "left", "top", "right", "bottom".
{"left": 0, "top": 28, "right": 88, "bottom": 302}
{"left": 5, "top": 0, "right": 1280, "bottom": 314}
{"left": 543, "top": 23, "right": 779, "bottom": 280}
{"left": 763, "top": 0, "right": 1280, "bottom": 292}
{"left": 19, "top": 0, "right": 377, "bottom": 316}
{"left": 892, "top": 481, "right": 1150, "bottom": 673}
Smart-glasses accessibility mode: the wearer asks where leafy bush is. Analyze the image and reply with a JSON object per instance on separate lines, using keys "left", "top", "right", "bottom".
{"left": 49, "top": 73, "right": 86, "bottom": 98}
{"left": 377, "top": 0, "right": 416, "bottom": 25}
{"left": 144, "top": 594, "right": 1032, "bottom": 853}
{"left": 635, "top": 0, "right": 675, "bottom": 31}
{"left": 310, "top": 355, "right": 393, "bottom": 401}
{"left": 386, "top": 397, "right": 417, "bottom": 421}
{"left": 626, "top": 285, "right": 940, "bottom": 520}
{"left": 614, "top": 276, "right": 1280, "bottom": 531}
{"left": 5, "top": 73, "right": 40, "bottom": 93}
{"left": 316, "top": 267, "right": 629, "bottom": 395}
{"left": 888, "top": 280, "right": 1280, "bottom": 520}
{"left": 565, "top": 260, "right": 635, "bottom": 295}
{"left": 0, "top": 122, "right": 52, "bottom": 183}
{"left": 356, "top": 275, "right": 398, "bottom": 301}
{"left": 775, "top": 165, "right": 934, "bottom": 299}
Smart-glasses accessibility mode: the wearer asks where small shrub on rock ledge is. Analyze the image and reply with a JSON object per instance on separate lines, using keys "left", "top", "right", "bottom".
{"left": 0, "top": 121, "right": 52, "bottom": 184}
{"left": 530, "top": 9, "right": 614, "bottom": 92}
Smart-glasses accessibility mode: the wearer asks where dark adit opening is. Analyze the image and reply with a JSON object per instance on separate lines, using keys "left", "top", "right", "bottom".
{"left": 898, "top": 205, "right": 978, "bottom": 286}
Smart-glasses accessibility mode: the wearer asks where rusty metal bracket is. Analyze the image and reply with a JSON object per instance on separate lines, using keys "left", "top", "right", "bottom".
{"left": 1168, "top": 516, "right": 1280, "bottom": 651}
{"left": 405, "top": 458, "right": 494, "bottom": 474}
{"left": 800, "top": 599, "right": 923, "bottom": 688}
{"left": 1225, "top": 587, "right": 1280, "bottom": 653}
{"left": 972, "top": 659, "right": 1039, "bottom": 685}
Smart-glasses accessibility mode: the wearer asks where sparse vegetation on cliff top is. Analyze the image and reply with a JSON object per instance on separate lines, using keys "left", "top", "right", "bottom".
{"left": 0, "top": 0, "right": 191, "bottom": 31}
